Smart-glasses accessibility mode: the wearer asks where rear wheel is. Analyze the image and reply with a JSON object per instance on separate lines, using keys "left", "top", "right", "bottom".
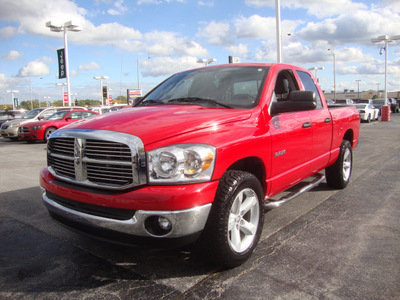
{"left": 199, "top": 170, "right": 264, "bottom": 268}
{"left": 44, "top": 127, "right": 57, "bottom": 142}
{"left": 325, "top": 140, "right": 352, "bottom": 189}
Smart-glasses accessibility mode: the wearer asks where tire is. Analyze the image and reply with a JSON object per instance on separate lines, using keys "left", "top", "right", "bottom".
{"left": 367, "top": 114, "right": 371, "bottom": 123}
{"left": 44, "top": 127, "right": 57, "bottom": 142}
{"left": 325, "top": 140, "right": 352, "bottom": 189}
{"left": 199, "top": 170, "right": 264, "bottom": 268}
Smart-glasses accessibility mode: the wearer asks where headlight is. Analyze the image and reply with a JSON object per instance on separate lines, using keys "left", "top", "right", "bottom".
{"left": 32, "top": 126, "right": 42, "bottom": 130}
{"left": 148, "top": 144, "right": 216, "bottom": 184}
{"left": 11, "top": 123, "right": 20, "bottom": 128}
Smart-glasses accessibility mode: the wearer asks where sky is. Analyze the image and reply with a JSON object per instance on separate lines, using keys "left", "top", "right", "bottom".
{"left": 1, "top": 0, "right": 400, "bottom": 105}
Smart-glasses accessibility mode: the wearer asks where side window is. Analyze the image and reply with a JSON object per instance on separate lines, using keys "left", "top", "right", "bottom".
{"left": 41, "top": 109, "right": 56, "bottom": 119}
{"left": 69, "top": 112, "right": 82, "bottom": 119}
{"left": 296, "top": 71, "right": 323, "bottom": 109}
{"left": 274, "top": 70, "right": 299, "bottom": 101}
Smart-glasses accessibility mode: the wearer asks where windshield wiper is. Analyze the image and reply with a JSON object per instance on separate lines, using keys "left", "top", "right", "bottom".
{"left": 167, "top": 97, "right": 232, "bottom": 108}
{"left": 139, "top": 99, "right": 164, "bottom": 106}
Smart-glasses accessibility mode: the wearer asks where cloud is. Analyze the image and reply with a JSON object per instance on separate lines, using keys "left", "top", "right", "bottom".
{"left": 226, "top": 44, "right": 249, "bottom": 55}
{"left": 107, "top": 0, "right": 128, "bottom": 15}
{"left": 245, "top": 0, "right": 366, "bottom": 18}
{"left": 0, "top": 26, "right": 20, "bottom": 39}
{"left": 0, "top": 74, "right": 22, "bottom": 90}
{"left": 141, "top": 56, "right": 202, "bottom": 77}
{"left": 2, "top": 50, "right": 23, "bottom": 61}
{"left": 78, "top": 62, "right": 101, "bottom": 71}
{"left": 18, "top": 59, "right": 51, "bottom": 77}
{"left": 145, "top": 31, "right": 209, "bottom": 57}
{"left": 297, "top": 8, "right": 400, "bottom": 46}
{"left": 234, "top": 15, "right": 301, "bottom": 40}
{"left": 197, "top": 21, "right": 233, "bottom": 45}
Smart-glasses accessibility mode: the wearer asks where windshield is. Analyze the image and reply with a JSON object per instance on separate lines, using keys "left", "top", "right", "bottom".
{"left": 355, "top": 104, "right": 367, "bottom": 109}
{"left": 46, "top": 111, "right": 69, "bottom": 120}
{"left": 137, "top": 66, "right": 269, "bottom": 109}
{"left": 21, "top": 108, "right": 45, "bottom": 119}
{"left": 372, "top": 100, "right": 384, "bottom": 105}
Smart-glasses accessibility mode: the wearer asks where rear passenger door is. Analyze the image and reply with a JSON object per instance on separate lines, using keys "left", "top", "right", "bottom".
{"left": 296, "top": 70, "right": 333, "bottom": 169}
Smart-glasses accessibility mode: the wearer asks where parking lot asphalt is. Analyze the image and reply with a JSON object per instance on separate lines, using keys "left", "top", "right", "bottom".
{"left": 0, "top": 114, "right": 399, "bottom": 299}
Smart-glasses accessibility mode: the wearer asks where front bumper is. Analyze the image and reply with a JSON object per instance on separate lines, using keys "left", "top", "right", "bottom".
{"left": 18, "top": 130, "right": 42, "bottom": 141}
{"left": 1, "top": 126, "right": 18, "bottom": 138}
{"left": 42, "top": 188, "right": 211, "bottom": 239}
{"left": 40, "top": 167, "right": 218, "bottom": 240}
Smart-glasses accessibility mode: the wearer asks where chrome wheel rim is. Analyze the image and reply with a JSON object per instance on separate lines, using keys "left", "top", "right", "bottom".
{"left": 228, "top": 188, "right": 260, "bottom": 253}
{"left": 342, "top": 148, "right": 352, "bottom": 182}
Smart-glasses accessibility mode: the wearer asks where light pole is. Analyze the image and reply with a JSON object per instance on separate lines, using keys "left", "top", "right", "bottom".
{"left": 56, "top": 83, "right": 67, "bottom": 106}
{"left": 275, "top": 0, "right": 282, "bottom": 63}
{"left": 371, "top": 35, "right": 400, "bottom": 104}
{"left": 355, "top": 80, "right": 361, "bottom": 101}
{"left": 6, "top": 90, "right": 19, "bottom": 110}
{"left": 93, "top": 76, "right": 109, "bottom": 106}
{"left": 308, "top": 67, "right": 324, "bottom": 83}
{"left": 43, "top": 96, "right": 50, "bottom": 107}
{"left": 196, "top": 58, "right": 217, "bottom": 66}
{"left": 137, "top": 57, "right": 151, "bottom": 90}
{"left": 328, "top": 49, "right": 336, "bottom": 101}
{"left": 46, "top": 21, "right": 82, "bottom": 106}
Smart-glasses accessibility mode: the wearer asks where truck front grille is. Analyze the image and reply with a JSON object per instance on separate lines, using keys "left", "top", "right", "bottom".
{"left": 47, "top": 129, "right": 147, "bottom": 190}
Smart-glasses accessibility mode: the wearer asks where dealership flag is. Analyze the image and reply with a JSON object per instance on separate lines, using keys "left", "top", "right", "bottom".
{"left": 57, "top": 49, "right": 66, "bottom": 79}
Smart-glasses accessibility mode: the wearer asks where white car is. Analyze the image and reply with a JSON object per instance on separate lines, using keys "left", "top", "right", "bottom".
{"left": 355, "top": 104, "right": 379, "bottom": 122}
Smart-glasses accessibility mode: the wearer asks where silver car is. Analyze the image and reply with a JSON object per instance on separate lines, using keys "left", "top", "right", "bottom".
{"left": 1, "top": 106, "right": 86, "bottom": 141}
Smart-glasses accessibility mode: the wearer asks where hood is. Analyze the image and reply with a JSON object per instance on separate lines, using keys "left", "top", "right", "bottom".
{"left": 22, "top": 120, "right": 49, "bottom": 128}
{"left": 63, "top": 105, "right": 252, "bottom": 145}
{"left": 2, "top": 118, "right": 33, "bottom": 126}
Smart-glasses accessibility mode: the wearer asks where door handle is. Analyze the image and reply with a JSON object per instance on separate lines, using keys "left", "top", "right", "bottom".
{"left": 302, "top": 122, "right": 312, "bottom": 128}
{"left": 325, "top": 118, "right": 332, "bottom": 123}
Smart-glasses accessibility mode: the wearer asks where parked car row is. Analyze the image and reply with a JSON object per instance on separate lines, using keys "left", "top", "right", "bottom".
{"left": 0, "top": 104, "right": 133, "bottom": 143}
{"left": 1, "top": 106, "right": 94, "bottom": 142}
{"left": 18, "top": 110, "right": 99, "bottom": 142}
{"left": 327, "top": 97, "right": 399, "bottom": 122}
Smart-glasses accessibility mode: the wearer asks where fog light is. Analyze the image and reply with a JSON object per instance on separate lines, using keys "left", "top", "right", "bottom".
{"left": 144, "top": 216, "right": 173, "bottom": 236}
{"left": 158, "top": 217, "right": 172, "bottom": 231}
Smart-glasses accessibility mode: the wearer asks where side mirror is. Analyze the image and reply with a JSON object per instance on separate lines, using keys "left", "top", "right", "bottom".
{"left": 65, "top": 117, "right": 72, "bottom": 121}
{"left": 271, "top": 91, "right": 316, "bottom": 114}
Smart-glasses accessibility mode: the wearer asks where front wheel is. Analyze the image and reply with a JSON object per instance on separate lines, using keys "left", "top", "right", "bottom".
{"left": 199, "top": 170, "right": 264, "bottom": 268}
{"left": 44, "top": 127, "right": 57, "bottom": 142}
{"left": 325, "top": 140, "right": 352, "bottom": 189}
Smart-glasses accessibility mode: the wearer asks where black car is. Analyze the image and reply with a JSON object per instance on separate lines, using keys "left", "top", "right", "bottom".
{"left": 0, "top": 110, "right": 25, "bottom": 126}
{"left": 389, "top": 98, "right": 399, "bottom": 113}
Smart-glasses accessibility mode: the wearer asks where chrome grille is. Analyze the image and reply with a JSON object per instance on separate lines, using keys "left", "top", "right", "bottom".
{"left": 19, "top": 126, "right": 30, "bottom": 134}
{"left": 47, "top": 129, "right": 147, "bottom": 190}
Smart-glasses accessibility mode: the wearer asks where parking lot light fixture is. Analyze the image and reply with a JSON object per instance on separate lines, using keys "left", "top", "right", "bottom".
{"left": 56, "top": 83, "right": 67, "bottom": 106}
{"left": 46, "top": 21, "right": 82, "bottom": 106}
{"left": 43, "top": 96, "right": 50, "bottom": 107}
{"left": 371, "top": 35, "right": 400, "bottom": 104}
{"left": 197, "top": 58, "right": 217, "bottom": 66}
{"left": 93, "top": 76, "right": 109, "bottom": 106}
{"left": 308, "top": 67, "right": 324, "bottom": 83}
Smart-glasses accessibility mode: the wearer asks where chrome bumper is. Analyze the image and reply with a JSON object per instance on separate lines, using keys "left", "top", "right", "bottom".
{"left": 41, "top": 188, "right": 211, "bottom": 238}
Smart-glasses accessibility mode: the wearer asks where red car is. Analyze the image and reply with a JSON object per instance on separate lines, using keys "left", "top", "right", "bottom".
{"left": 18, "top": 110, "right": 99, "bottom": 142}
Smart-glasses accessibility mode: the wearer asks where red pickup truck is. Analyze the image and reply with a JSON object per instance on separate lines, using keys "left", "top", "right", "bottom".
{"left": 40, "top": 63, "right": 360, "bottom": 267}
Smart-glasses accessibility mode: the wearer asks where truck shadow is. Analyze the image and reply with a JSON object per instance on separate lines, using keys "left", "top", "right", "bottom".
{"left": 0, "top": 187, "right": 218, "bottom": 295}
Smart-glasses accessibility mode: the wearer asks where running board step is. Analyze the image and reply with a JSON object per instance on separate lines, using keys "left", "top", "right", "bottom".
{"left": 264, "top": 173, "right": 325, "bottom": 210}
